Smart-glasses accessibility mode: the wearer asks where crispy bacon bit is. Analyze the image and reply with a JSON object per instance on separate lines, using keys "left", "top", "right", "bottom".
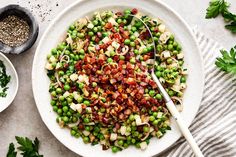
{"left": 131, "top": 8, "right": 138, "bottom": 14}
{"left": 105, "top": 22, "right": 112, "bottom": 29}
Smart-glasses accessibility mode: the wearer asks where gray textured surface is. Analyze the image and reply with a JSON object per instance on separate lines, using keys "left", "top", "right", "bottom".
{"left": 0, "top": 0, "right": 236, "bottom": 157}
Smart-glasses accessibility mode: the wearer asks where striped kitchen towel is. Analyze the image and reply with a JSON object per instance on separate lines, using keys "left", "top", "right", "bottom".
{"left": 161, "top": 29, "right": 236, "bottom": 157}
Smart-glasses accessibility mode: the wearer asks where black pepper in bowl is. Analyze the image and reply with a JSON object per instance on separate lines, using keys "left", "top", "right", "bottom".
{"left": 0, "top": 5, "right": 38, "bottom": 54}
{"left": 0, "top": 15, "right": 30, "bottom": 47}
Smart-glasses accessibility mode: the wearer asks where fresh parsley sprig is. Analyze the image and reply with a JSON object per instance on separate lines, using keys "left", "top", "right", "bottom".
{"left": 6, "top": 136, "right": 43, "bottom": 157}
{"left": 7, "top": 143, "right": 17, "bottom": 157}
{"left": 206, "top": 0, "right": 236, "bottom": 33}
{"left": 215, "top": 46, "right": 236, "bottom": 74}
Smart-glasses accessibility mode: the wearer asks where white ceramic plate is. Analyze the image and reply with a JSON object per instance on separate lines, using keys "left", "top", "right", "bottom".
{"left": 0, "top": 52, "right": 18, "bottom": 112}
{"left": 32, "top": 0, "right": 204, "bottom": 156}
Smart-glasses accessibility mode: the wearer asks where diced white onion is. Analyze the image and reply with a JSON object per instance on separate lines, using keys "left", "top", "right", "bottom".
{"left": 140, "top": 142, "right": 148, "bottom": 150}
{"left": 110, "top": 133, "right": 118, "bottom": 141}
{"left": 87, "top": 22, "right": 94, "bottom": 29}
{"left": 82, "top": 130, "right": 90, "bottom": 136}
{"left": 158, "top": 24, "right": 166, "bottom": 33}
{"left": 120, "top": 126, "right": 126, "bottom": 135}
{"left": 177, "top": 52, "right": 184, "bottom": 59}
{"left": 102, "top": 37, "right": 110, "bottom": 44}
{"left": 45, "top": 63, "right": 53, "bottom": 70}
{"left": 70, "top": 73, "right": 78, "bottom": 82}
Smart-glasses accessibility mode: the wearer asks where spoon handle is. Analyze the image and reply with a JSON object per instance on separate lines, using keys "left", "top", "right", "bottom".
{"left": 151, "top": 71, "right": 204, "bottom": 157}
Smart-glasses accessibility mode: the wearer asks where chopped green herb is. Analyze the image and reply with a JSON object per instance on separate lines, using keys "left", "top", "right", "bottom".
{"left": 0, "top": 60, "right": 11, "bottom": 97}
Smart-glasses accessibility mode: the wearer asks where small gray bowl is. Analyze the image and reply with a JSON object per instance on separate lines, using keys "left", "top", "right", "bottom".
{"left": 0, "top": 5, "right": 39, "bottom": 54}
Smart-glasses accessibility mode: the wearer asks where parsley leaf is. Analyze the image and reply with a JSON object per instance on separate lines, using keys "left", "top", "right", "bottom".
{"left": 15, "top": 136, "right": 43, "bottom": 157}
{"left": 215, "top": 46, "right": 236, "bottom": 74}
{"left": 7, "top": 143, "right": 17, "bottom": 157}
{"left": 225, "top": 21, "right": 236, "bottom": 33}
{"left": 206, "top": 0, "right": 229, "bottom": 18}
{"left": 205, "top": 0, "right": 236, "bottom": 33}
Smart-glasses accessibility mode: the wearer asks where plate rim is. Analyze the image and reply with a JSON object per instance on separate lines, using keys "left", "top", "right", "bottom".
{"left": 32, "top": 0, "right": 205, "bottom": 156}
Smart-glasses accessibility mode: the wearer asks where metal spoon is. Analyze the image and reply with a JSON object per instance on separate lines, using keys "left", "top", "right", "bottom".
{"left": 128, "top": 15, "right": 204, "bottom": 157}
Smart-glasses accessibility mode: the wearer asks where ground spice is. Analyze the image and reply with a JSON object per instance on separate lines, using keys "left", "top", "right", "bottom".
{"left": 0, "top": 15, "right": 30, "bottom": 47}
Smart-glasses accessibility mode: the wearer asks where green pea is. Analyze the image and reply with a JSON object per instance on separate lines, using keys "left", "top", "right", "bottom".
{"left": 130, "top": 42, "right": 136, "bottom": 47}
{"left": 155, "top": 71, "right": 162, "bottom": 78}
{"left": 168, "top": 44, "right": 174, "bottom": 51}
{"left": 57, "top": 109, "right": 62, "bottom": 115}
{"left": 176, "top": 44, "right": 182, "bottom": 51}
{"left": 173, "top": 41, "right": 178, "bottom": 47}
{"left": 153, "top": 119, "right": 159, "bottom": 125}
{"left": 131, "top": 26, "right": 137, "bottom": 32}
{"left": 149, "top": 90, "right": 155, "bottom": 97}
{"left": 153, "top": 37, "right": 159, "bottom": 42}
{"left": 71, "top": 130, "right": 76, "bottom": 136}
{"left": 78, "top": 33, "right": 84, "bottom": 38}
{"left": 130, "top": 57, "right": 136, "bottom": 64}
{"left": 117, "top": 18, "right": 122, "bottom": 24}
{"left": 53, "top": 106, "right": 58, "bottom": 112}
{"left": 64, "top": 84, "right": 70, "bottom": 91}
{"left": 124, "top": 9, "right": 131, "bottom": 14}
{"left": 168, "top": 90, "right": 175, "bottom": 97}
{"left": 149, "top": 116, "right": 155, "bottom": 121}
{"left": 102, "top": 32, "right": 108, "bottom": 37}
{"left": 79, "top": 49, "right": 85, "bottom": 54}
{"left": 124, "top": 39, "right": 131, "bottom": 45}
{"left": 83, "top": 137, "right": 90, "bottom": 143}
{"left": 118, "top": 140, "right": 124, "bottom": 146}
{"left": 93, "top": 20, "right": 98, "bottom": 26}
{"left": 119, "top": 55, "right": 125, "bottom": 60}
{"left": 131, "top": 138, "right": 136, "bottom": 144}
{"left": 179, "top": 60, "right": 184, "bottom": 66}
{"left": 157, "top": 45, "right": 163, "bottom": 52}
{"left": 63, "top": 116, "right": 69, "bottom": 122}
{"left": 67, "top": 97, "right": 73, "bottom": 103}
{"left": 77, "top": 96, "right": 83, "bottom": 103}
{"left": 62, "top": 101, "right": 68, "bottom": 106}
{"left": 83, "top": 100, "right": 90, "bottom": 106}
{"left": 112, "top": 146, "right": 119, "bottom": 153}
{"left": 72, "top": 116, "right": 78, "bottom": 123}
{"left": 56, "top": 88, "right": 62, "bottom": 94}
{"left": 50, "top": 100, "right": 56, "bottom": 106}
{"left": 180, "top": 76, "right": 186, "bottom": 83}
{"left": 147, "top": 46, "right": 153, "bottom": 52}
{"left": 173, "top": 50, "right": 178, "bottom": 55}
{"left": 51, "top": 48, "right": 57, "bottom": 55}
{"left": 135, "top": 21, "right": 142, "bottom": 28}
{"left": 62, "top": 106, "right": 69, "bottom": 112}
{"left": 134, "top": 49, "right": 139, "bottom": 55}
{"left": 78, "top": 82, "right": 84, "bottom": 89}
{"left": 110, "top": 51, "right": 116, "bottom": 57}
{"left": 88, "top": 31, "right": 94, "bottom": 36}
{"left": 93, "top": 27, "right": 98, "bottom": 32}
{"left": 59, "top": 96, "right": 65, "bottom": 101}
{"left": 142, "top": 48, "right": 148, "bottom": 54}
{"left": 130, "top": 35, "right": 136, "bottom": 41}
{"left": 85, "top": 126, "right": 90, "bottom": 131}
{"left": 92, "top": 82, "right": 97, "bottom": 87}
{"left": 143, "top": 126, "right": 150, "bottom": 133}
{"left": 51, "top": 91, "right": 56, "bottom": 97}
{"left": 129, "top": 115, "right": 134, "bottom": 121}
{"left": 107, "top": 58, "right": 113, "bottom": 63}
{"left": 167, "top": 58, "right": 172, "bottom": 64}
{"left": 156, "top": 94, "right": 162, "bottom": 100}
{"left": 83, "top": 118, "right": 90, "bottom": 123}
{"left": 153, "top": 112, "right": 158, "bottom": 117}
